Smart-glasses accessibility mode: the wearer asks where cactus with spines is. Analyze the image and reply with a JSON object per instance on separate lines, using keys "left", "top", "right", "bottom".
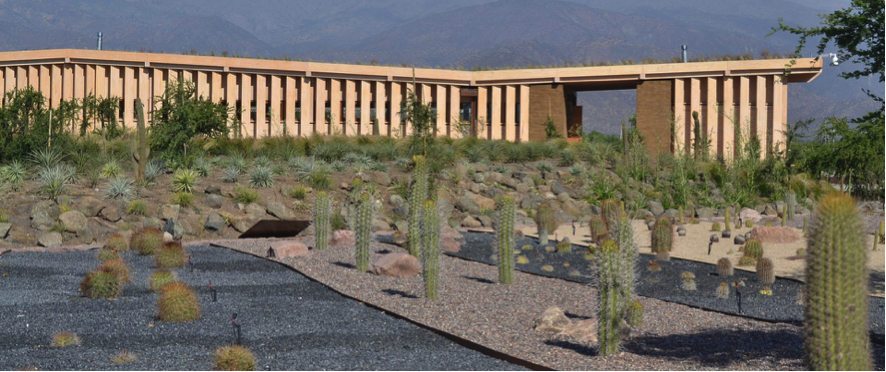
{"left": 130, "top": 98, "right": 150, "bottom": 182}
{"left": 711, "top": 222, "right": 721, "bottom": 232}
{"left": 589, "top": 216, "right": 607, "bottom": 242}
{"left": 724, "top": 207, "right": 731, "bottom": 231}
{"left": 716, "top": 281, "right": 730, "bottom": 299}
{"left": 678, "top": 206, "right": 684, "bottom": 225}
{"left": 313, "top": 191, "right": 332, "bottom": 251}
{"left": 600, "top": 199, "right": 621, "bottom": 231}
{"left": 781, "top": 205, "right": 787, "bottom": 226}
{"left": 756, "top": 257, "right": 775, "bottom": 284}
{"left": 538, "top": 228, "right": 549, "bottom": 246}
{"left": 612, "top": 215, "right": 637, "bottom": 311}
{"left": 804, "top": 193, "right": 871, "bottom": 370}
{"left": 421, "top": 200, "right": 441, "bottom": 299}
{"left": 786, "top": 191, "right": 797, "bottom": 221}
{"left": 627, "top": 300, "right": 643, "bottom": 327}
{"left": 407, "top": 155, "right": 429, "bottom": 258}
{"left": 803, "top": 216, "right": 808, "bottom": 232}
{"left": 717, "top": 257, "right": 733, "bottom": 277}
{"left": 880, "top": 221, "right": 884, "bottom": 244}
{"left": 497, "top": 196, "right": 516, "bottom": 284}
{"left": 354, "top": 192, "right": 375, "bottom": 272}
{"left": 744, "top": 238, "right": 764, "bottom": 260}
{"left": 595, "top": 239, "right": 623, "bottom": 356}
{"left": 556, "top": 239, "right": 571, "bottom": 253}
{"left": 651, "top": 217, "right": 673, "bottom": 261}
{"left": 535, "top": 202, "right": 556, "bottom": 245}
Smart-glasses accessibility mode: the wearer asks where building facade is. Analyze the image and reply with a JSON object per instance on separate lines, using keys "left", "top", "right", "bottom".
{"left": 0, "top": 49, "right": 822, "bottom": 157}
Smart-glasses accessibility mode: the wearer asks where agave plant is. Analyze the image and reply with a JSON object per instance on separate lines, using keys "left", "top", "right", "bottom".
{"left": 227, "top": 153, "right": 248, "bottom": 173}
{"left": 38, "top": 165, "right": 76, "bottom": 199}
{"left": 193, "top": 157, "right": 211, "bottom": 177}
{"left": 171, "top": 169, "right": 198, "bottom": 193}
{"left": 30, "top": 147, "right": 66, "bottom": 169}
{"left": 222, "top": 166, "right": 240, "bottom": 183}
{"left": 104, "top": 176, "right": 136, "bottom": 200}
{"left": 249, "top": 166, "right": 274, "bottom": 188}
{"left": 0, "top": 160, "right": 28, "bottom": 190}
{"left": 101, "top": 159, "right": 122, "bottom": 179}
{"left": 144, "top": 161, "right": 164, "bottom": 183}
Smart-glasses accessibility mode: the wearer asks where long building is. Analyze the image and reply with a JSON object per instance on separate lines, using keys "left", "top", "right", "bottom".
{"left": 0, "top": 49, "right": 822, "bottom": 157}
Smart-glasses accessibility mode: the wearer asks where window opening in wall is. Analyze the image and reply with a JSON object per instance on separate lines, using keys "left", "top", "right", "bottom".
{"left": 369, "top": 102, "right": 377, "bottom": 121}
{"left": 324, "top": 102, "right": 331, "bottom": 123}
{"left": 295, "top": 102, "right": 301, "bottom": 122}
{"left": 385, "top": 102, "right": 391, "bottom": 123}
{"left": 515, "top": 103, "right": 521, "bottom": 123}
{"left": 250, "top": 101, "right": 256, "bottom": 121}
{"left": 118, "top": 99, "right": 125, "bottom": 120}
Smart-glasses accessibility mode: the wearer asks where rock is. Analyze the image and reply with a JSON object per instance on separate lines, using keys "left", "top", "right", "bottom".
{"left": 330, "top": 230, "right": 356, "bottom": 246}
{"left": 647, "top": 201, "right": 665, "bottom": 216}
{"left": 461, "top": 216, "right": 482, "bottom": 228}
{"left": 30, "top": 200, "right": 59, "bottom": 231}
{"left": 160, "top": 204, "right": 180, "bottom": 221}
{"left": 163, "top": 232, "right": 174, "bottom": 243}
{"left": 99, "top": 206, "right": 121, "bottom": 223}
{"left": 38, "top": 232, "right": 63, "bottom": 247}
{"left": 77, "top": 197, "right": 105, "bottom": 217}
{"left": 646, "top": 219, "right": 655, "bottom": 231}
{"left": 516, "top": 184, "right": 530, "bottom": 194}
{"left": 371, "top": 218, "right": 391, "bottom": 231}
{"left": 662, "top": 209, "right": 679, "bottom": 220}
{"left": 710, "top": 234, "right": 720, "bottom": 243}
{"left": 521, "top": 194, "right": 543, "bottom": 210}
{"left": 370, "top": 253, "right": 421, "bottom": 278}
{"left": 734, "top": 235, "right": 746, "bottom": 245}
{"left": 0, "top": 223, "right": 11, "bottom": 239}
{"left": 485, "top": 187, "right": 504, "bottom": 200}
{"left": 392, "top": 205, "right": 408, "bottom": 219}
{"left": 205, "top": 185, "right": 221, "bottom": 195}
{"left": 557, "top": 318, "right": 598, "bottom": 343}
{"left": 58, "top": 211, "right": 87, "bottom": 233}
{"left": 560, "top": 199, "right": 581, "bottom": 218}
{"left": 389, "top": 194, "right": 406, "bottom": 207}
{"left": 457, "top": 196, "right": 481, "bottom": 215}
{"left": 722, "top": 230, "right": 732, "bottom": 238}
{"left": 454, "top": 163, "right": 469, "bottom": 179}
{"left": 204, "top": 212, "right": 226, "bottom": 232}
{"left": 500, "top": 177, "right": 518, "bottom": 190}
{"left": 245, "top": 203, "right": 266, "bottom": 217}
{"left": 270, "top": 240, "right": 310, "bottom": 258}
{"left": 488, "top": 172, "right": 503, "bottom": 183}
{"left": 739, "top": 208, "right": 763, "bottom": 223}
{"left": 551, "top": 181, "right": 566, "bottom": 195}
{"left": 267, "top": 201, "right": 294, "bottom": 219}
{"left": 532, "top": 307, "right": 573, "bottom": 333}
{"left": 472, "top": 194, "right": 495, "bottom": 211}
{"left": 676, "top": 226, "right": 687, "bottom": 236}
{"left": 232, "top": 215, "right": 260, "bottom": 233}
{"left": 473, "top": 172, "right": 487, "bottom": 183}
{"left": 750, "top": 226, "right": 801, "bottom": 244}
{"left": 696, "top": 207, "right": 715, "bottom": 219}
{"left": 143, "top": 217, "right": 162, "bottom": 229}
{"left": 370, "top": 171, "right": 391, "bottom": 186}
{"left": 393, "top": 220, "right": 409, "bottom": 232}
{"left": 206, "top": 194, "right": 224, "bottom": 209}
{"left": 442, "top": 235, "right": 461, "bottom": 253}
{"left": 762, "top": 204, "right": 778, "bottom": 216}
{"left": 477, "top": 215, "right": 493, "bottom": 227}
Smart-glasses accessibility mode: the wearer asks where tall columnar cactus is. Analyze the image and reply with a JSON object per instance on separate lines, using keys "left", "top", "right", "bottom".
{"left": 804, "top": 193, "right": 871, "bottom": 370}
{"left": 756, "top": 257, "right": 775, "bottom": 284}
{"left": 407, "top": 155, "right": 429, "bottom": 258}
{"left": 781, "top": 205, "right": 788, "bottom": 226}
{"left": 613, "top": 215, "right": 637, "bottom": 312}
{"left": 130, "top": 98, "right": 150, "bottom": 182}
{"left": 354, "top": 192, "right": 374, "bottom": 272}
{"left": 786, "top": 191, "right": 797, "bottom": 221}
{"left": 678, "top": 206, "right": 684, "bottom": 225}
{"left": 744, "top": 238, "right": 764, "bottom": 260}
{"left": 535, "top": 202, "right": 556, "bottom": 245}
{"left": 600, "top": 199, "right": 621, "bottom": 231}
{"left": 421, "top": 200, "right": 441, "bottom": 299}
{"left": 724, "top": 207, "right": 731, "bottom": 231}
{"left": 313, "top": 191, "right": 332, "bottom": 251}
{"left": 595, "top": 239, "right": 623, "bottom": 356}
{"left": 497, "top": 196, "right": 516, "bottom": 284}
{"left": 651, "top": 217, "right": 673, "bottom": 261}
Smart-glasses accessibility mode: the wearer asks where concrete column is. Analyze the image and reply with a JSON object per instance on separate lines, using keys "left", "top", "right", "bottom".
{"left": 73, "top": 64, "right": 85, "bottom": 101}
{"left": 738, "top": 76, "right": 750, "bottom": 154}
{"left": 4, "top": 67, "right": 15, "bottom": 102}
{"left": 39, "top": 65, "right": 51, "bottom": 100}
{"left": 255, "top": 74, "right": 267, "bottom": 137}
{"left": 182, "top": 70, "right": 193, "bottom": 85}
{"left": 138, "top": 67, "right": 150, "bottom": 110}
{"left": 490, "top": 85, "right": 502, "bottom": 140}
{"left": 782, "top": 83, "right": 788, "bottom": 127}
{"left": 240, "top": 73, "right": 253, "bottom": 138}
{"left": 721, "top": 76, "right": 735, "bottom": 159}
{"left": 110, "top": 66, "right": 122, "bottom": 121}
{"left": 62, "top": 64, "right": 73, "bottom": 102}
{"left": 211, "top": 72, "right": 223, "bottom": 103}
{"left": 375, "top": 81, "right": 387, "bottom": 136}
{"left": 270, "top": 75, "right": 283, "bottom": 137}
{"left": 153, "top": 69, "right": 166, "bottom": 113}
{"left": 390, "top": 82, "right": 402, "bottom": 137}
{"left": 360, "top": 80, "right": 371, "bottom": 136}
{"left": 314, "top": 77, "right": 327, "bottom": 135}
{"left": 299, "top": 77, "right": 313, "bottom": 136}
{"left": 123, "top": 66, "right": 135, "bottom": 128}
{"left": 17, "top": 66, "right": 27, "bottom": 90}
{"left": 705, "top": 77, "right": 718, "bottom": 156}
{"left": 224, "top": 72, "right": 237, "bottom": 127}
{"left": 330, "top": 79, "right": 342, "bottom": 135}
{"left": 0, "top": 68, "right": 4, "bottom": 106}
{"left": 477, "top": 86, "right": 488, "bottom": 139}
{"left": 755, "top": 75, "right": 767, "bottom": 158}
{"left": 770, "top": 76, "right": 784, "bottom": 156}
{"left": 197, "top": 71, "right": 209, "bottom": 99}
{"left": 449, "top": 85, "right": 461, "bottom": 138}
{"left": 86, "top": 65, "right": 96, "bottom": 99}
{"left": 285, "top": 76, "right": 296, "bottom": 136}
{"left": 673, "top": 78, "right": 686, "bottom": 153}
{"left": 50, "top": 64, "right": 62, "bottom": 109}
{"left": 95, "top": 65, "right": 107, "bottom": 98}
{"left": 30, "top": 65, "right": 40, "bottom": 91}
{"left": 519, "top": 85, "right": 530, "bottom": 143}
{"left": 688, "top": 78, "right": 701, "bottom": 154}
{"left": 436, "top": 84, "right": 447, "bottom": 137}
{"left": 344, "top": 79, "right": 356, "bottom": 135}
{"left": 420, "top": 83, "right": 432, "bottom": 105}
{"left": 504, "top": 85, "right": 516, "bottom": 141}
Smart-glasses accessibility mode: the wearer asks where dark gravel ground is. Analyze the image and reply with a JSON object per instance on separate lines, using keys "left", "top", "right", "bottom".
{"left": 0, "top": 246, "right": 524, "bottom": 371}
{"left": 443, "top": 231, "right": 886, "bottom": 345}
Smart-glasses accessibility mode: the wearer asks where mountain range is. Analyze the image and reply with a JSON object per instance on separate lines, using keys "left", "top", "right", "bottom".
{"left": 0, "top": 0, "right": 878, "bottom": 135}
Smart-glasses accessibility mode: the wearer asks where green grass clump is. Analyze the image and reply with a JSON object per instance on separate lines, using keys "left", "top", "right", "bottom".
{"left": 233, "top": 184, "right": 259, "bottom": 204}
{"left": 97, "top": 248, "right": 119, "bottom": 261}
{"left": 214, "top": 345, "right": 256, "bottom": 371}
{"left": 149, "top": 270, "right": 177, "bottom": 292}
{"left": 157, "top": 281, "right": 200, "bottom": 322}
{"left": 80, "top": 270, "right": 122, "bottom": 299}
{"left": 51, "top": 332, "right": 81, "bottom": 348}
{"left": 107, "top": 234, "right": 129, "bottom": 252}
{"left": 99, "top": 258, "right": 131, "bottom": 284}
{"left": 156, "top": 242, "right": 186, "bottom": 268}
{"left": 131, "top": 228, "right": 164, "bottom": 256}
{"left": 112, "top": 350, "right": 138, "bottom": 364}
{"left": 126, "top": 200, "right": 149, "bottom": 216}
{"left": 171, "top": 192, "right": 194, "bottom": 207}
{"left": 288, "top": 185, "right": 308, "bottom": 200}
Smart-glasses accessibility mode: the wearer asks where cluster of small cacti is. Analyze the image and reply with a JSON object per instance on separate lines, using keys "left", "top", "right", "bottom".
{"left": 150, "top": 270, "right": 177, "bottom": 292}
{"left": 744, "top": 239, "right": 764, "bottom": 261}
{"left": 680, "top": 271, "right": 696, "bottom": 290}
{"left": 214, "top": 345, "right": 256, "bottom": 371}
{"left": 131, "top": 228, "right": 163, "bottom": 256}
{"left": 804, "top": 193, "right": 871, "bottom": 370}
{"left": 600, "top": 199, "right": 621, "bottom": 231}
{"left": 716, "top": 281, "right": 729, "bottom": 299}
{"left": 80, "top": 270, "right": 121, "bottom": 299}
{"left": 717, "top": 257, "right": 733, "bottom": 277}
{"left": 354, "top": 192, "right": 375, "bottom": 272}
{"left": 556, "top": 240, "right": 571, "bottom": 253}
{"left": 107, "top": 233, "right": 129, "bottom": 252}
{"left": 651, "top": 217, "right": 673, "bottom": 261}
{"left": 756, "top": 257, "right": 775, "bottom": 284}
{"left": 627, "top": 301, "right": 644, "bottom": 327}
{"left": 589, "top": 216, "right": 607, "bottom": 242}
{"left": 711, "top": 222, "right": 721, "bottom": 232}
{"left": 156, "top": 241, "right": 186, "bottom": 269}
{"left": 313, "top": 191, "right": 332, "bottom": 251}
{"left": 100, "top": 258, "right": 131, "bottom": 284}
{"left": 157, "top": 281, "right": 200, "bottom": 322}
{"left": 497, "top": 196, "right": 516, "bottom": 284}
{"left": 786, "top": 191, "right": 796, "bottom": 221}
{"left": 421, "top": 200, "right": 441, "bottom": 299}
{"left": 535, "top": 202, "right": 556, "bottom": 245}
{"left": 760, "top": 286, "right": 773, "bottom": 296}
{"left": 407, "top": 155, "right": 429, "bottom": 258}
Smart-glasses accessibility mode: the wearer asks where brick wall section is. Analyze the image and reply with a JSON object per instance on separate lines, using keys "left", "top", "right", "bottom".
{"left": 636, "top": 79, "right": 674, "bottom": 155}
{"left": 528, "top": 84, "right": 567, "bottom": 141}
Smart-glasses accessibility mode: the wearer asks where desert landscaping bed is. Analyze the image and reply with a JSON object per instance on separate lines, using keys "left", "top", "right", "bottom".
{"left": 218, "top": 236, "right": 886, "bottom": 371}
{"left": 0, "top": 245, "right": 524, "bottom": 370}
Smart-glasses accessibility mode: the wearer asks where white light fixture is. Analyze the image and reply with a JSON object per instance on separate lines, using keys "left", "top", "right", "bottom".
{"left": 817, "top": 53, "right": 839, "bottom": 66}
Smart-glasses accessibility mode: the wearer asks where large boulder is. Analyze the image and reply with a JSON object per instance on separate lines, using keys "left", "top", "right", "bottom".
{"left": 560, "top": 198, "right": 581, "bottom": 218}
{"left": 532, "top": 307, "right": 573, "bottom": 333}
{"left": 59, "top": 211, "right": 88, "bottom": 233}
{"left": 457, "top": 195, "right": 481, "bottom": 215}
{"left": 205, "top": 194, "right": 224, "bottom": 209}
{"left": 30, "top": 200, "right": 59, "bottom": 231}
{"left": 204, "top": 212, "right": 226, "bottom": 232}
{"left": 461, "top": 216, "right": 482, "bottom": 228}
{"left": 38, "top": 232, "right": 63, "bottom": 247}
{"left": 231, "top": 215, "right": 260, "bottom": 233}
{"left": 330, "top": 230, "right": 356, "bottom": 246}
{"left": 99, "top": 206, "right": 122, "bottom": 223}
{"left": 371, "top": 218, "right": 391, "bottom": 231}
{"left": 738, "top": 208, "right": 763, "bottom": 223}
{"left": 160, "top": 204, "right": 181, "bottom": 221}
{"left": 0, "top": 223, "right": 11, "bottom": 239}
{"left": 245, "top": 203, "right": 267, "bottom": 217}
{"left": 750, "top": 226, "right": 801, "bottom": 244}
{"left": 267, "top": 201, "right": 293, "bottom": 220}
{"left": 472, "top": 194, "right": 495, "bottom": 211}
{"left": 762, "top": 204, "right": 778, "bottom": 216}
{"left": 370, "top": 253, "right": 421, "bottom": 278}
{"left": 695, "top": 207, "right": 716, "bottom": 219}
{"left": 551, "top": 181, "right": 566, "bottom": 195}
{"left": 369, "top": 171, "right": 391, "bottom": 186}
{"left": 269, "top": 241, "right": 310, "bottom": 258}
{"left": 77, "top": 197, "right": 105, "bottom": 217}
{"left": 557, "top": 318, "right": 599, "bottom": 343}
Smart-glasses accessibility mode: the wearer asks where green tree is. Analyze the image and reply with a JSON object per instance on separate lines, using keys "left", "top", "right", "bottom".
{"left": 150, "top": 79, "right": 232, "bottom": 161}
{"left": 0, "top": 87, "right": 70, "bottom": 162}
{"left": 805, "top": 116, "right": 884, "bottom": 198}
{"left": 398, "top": 81, "right": 436, "bottom": 156}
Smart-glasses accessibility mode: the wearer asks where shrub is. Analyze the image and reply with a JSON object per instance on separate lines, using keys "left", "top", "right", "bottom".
{"left": 331, "top": 212, "right": 346, "bottom": 232}
{"left": 51, "top": 332, "right": 81, "bottom": 348}
{"left": 103, "top": 176, "right": 136, "bottom": 200}
{"left": 711, "top": 222, "right": 721, "bottom": 231}
{"left": 717, "top": 257, "right": 733, "bottom": 277}
{"left": 756, "top": 257, "right": 775, "bottom": 284}
{"left": 156, "top": 241, "right": 186, "bottom": 268}
{"left": 744, "top": 238, "right": 764, "bottom": 260}
{"left": 232, "top": 184, "right": 259, "bottom": 204}
{"left": 112, "top": 350, "right": 138, "bottom": 364}
{"left": 535, "top": 162, "right": 553, "bottom": 174}
{"left": 171, "top": 192, "right": 193, "bottom": 207}
{"left": 288, "top": 185, "right": 307, "bottom": 200}
{"left": 80, "top": 270, "right": 122, "bottom": 299}
{"left": 149, "top": 270, "right": 177, "bottom": 292}
{"left": 100, "top": 258, "right": 131, "bottom": 284}
{"left": 308, "top": 170, "right": 331, "bottom": 190}
{"left": 30, "top": 147, "right": 66, "bottom": 169}
{"left": 0, "top": 160, "right": 28, "bottom": 190}
{"left": 214, "top": 345, "right": 256, "bottom": 371}
{"left": 131, "top": 228, "right": 163, "bottom": 255}
{"left": 171, "top": 168, "right": 198, "bottom": 193}
{"left": 193, "top": 157, "right": 211, "bottom": 177}
{"left": 107, "top": 234, "right": 129, "bottom": 252}
{"left": 126, "top": 200, "right": 149, "bottom": 216}
{"left": 249, "top": 166, "right": 274, "bottom": 188}
{"left": 97, "top": 247, "right": 119, "bottom": 261}
{"left": 157, "top": 281, "right": 200, "bottom": 322}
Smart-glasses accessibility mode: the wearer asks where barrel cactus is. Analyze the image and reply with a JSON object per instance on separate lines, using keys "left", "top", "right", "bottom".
{"left": 724, "top": 207, "right": 731, "bottom": 231}
{"left": 354, "top": 192, "right": 375, "bottom": 272}
{"left": 600, "top": 199, "right": 621, "bottom": 231}
{"left": 535, "top": 202, "right": 556, "bottom": 241}
{"left": 313, "top": 191, "right": 332, "bottom": 251}
{"left": 716, "top": 281, "right": 730, "bottom": 299}
{"left": 627, "top": 300, "right": 643, "bottom": 327}
{"left": 717, "top": 257, "right": 733, "bottom": 277}
{"left": 804, "top": 193, "right": 871, "bottom": 370}
{"left": 756, "top": 257, "right": 775, "bottom": 284}
{"left": 421, "top": 200, "right": 441, "bottom": 299}
{"left": 744, "top": 238, "right": 764, "bottom": 260}
{"left": 651, "top": 217, "right": 673, "bottom": 261}
{"left": 407, "top": 155, "right": 429, "bottom": 258}
{"left": 589, "top": 216, "right": 607, "bottom": 242}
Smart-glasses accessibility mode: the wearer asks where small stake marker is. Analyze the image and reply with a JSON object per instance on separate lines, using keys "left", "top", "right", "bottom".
{"left": 232, "top": 313, "right": 241, "bottom": 345}
{"left": 209, "top": 281, "right": 217, "bottom": 302}
{"left": 267, "top": 247, "right": 276, "bottom": 258}
{"left": 572, "top": 223, "right": 576, "bottom": 235}
{"left": 734, "top": 282, "right": 742, "bottom": 314}
{"left": 188, "top": 256, "right": 194, "bottom": 273}
{"left": 708, "top": 241, "right": 713, "bottom": 255}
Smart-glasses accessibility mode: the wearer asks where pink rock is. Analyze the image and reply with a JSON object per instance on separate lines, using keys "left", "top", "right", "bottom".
{"left": 750, "top": 226, "right": 801, "bottom": 244}
{"left": 162, "top": 232, "right": 174, "bottom": 244}
{"left": 557, "top": 318, "right": 599, "bottom": 343}
{"left": 739, "top": 208, "right": 763, "bottom": 223}
{"left": 370, "top": 253, "right": 421, "bottom": 278}
{"left": 442, "top": 235, "right": 461, "bottom": 253}
{"left": 330, "top": 230, "right": 356, "bottom": 246}
{"left": 270, "top": 241, "right": 310, "bottom": 258}
{"left": 532, "top": 306, "right": 573, "bottom": 333}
